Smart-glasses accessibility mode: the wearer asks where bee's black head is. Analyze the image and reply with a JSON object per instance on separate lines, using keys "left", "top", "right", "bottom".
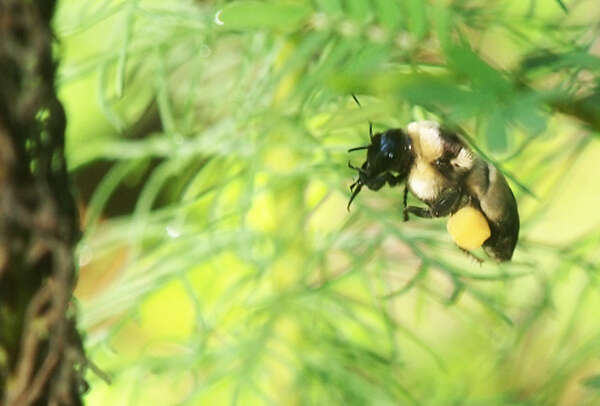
{"left": 347, "top": 128, "right": 414, "bottom": 210}
{"left": 366, "top": 129, "right": 413, "bottom": 176}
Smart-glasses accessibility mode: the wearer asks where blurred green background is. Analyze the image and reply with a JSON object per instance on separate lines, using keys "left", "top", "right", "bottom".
{"left": 53, "top": 0, "right": 600, "bottom": 404}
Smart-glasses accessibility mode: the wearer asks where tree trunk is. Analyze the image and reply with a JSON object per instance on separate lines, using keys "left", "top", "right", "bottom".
{"left": 0, "top": 1, "right": 85, "bottom": 405}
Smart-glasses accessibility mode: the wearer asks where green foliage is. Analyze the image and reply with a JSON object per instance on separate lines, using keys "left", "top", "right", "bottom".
{"left": 583, "top": 375, "right": 600, "bottom": 390}
{"left": 55, "top": 0, "right": 600, "bottom": 405}
{"left": 219, "top": 2, "right": 312, "bottom": 31}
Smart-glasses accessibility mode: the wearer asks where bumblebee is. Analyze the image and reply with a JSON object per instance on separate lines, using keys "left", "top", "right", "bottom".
{"left": 348, "top": 120, "right": 519, "bottom": 262}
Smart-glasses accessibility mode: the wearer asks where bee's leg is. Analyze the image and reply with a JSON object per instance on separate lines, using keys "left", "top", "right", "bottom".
{"left": 347, "top": 183, "right": 363, "bottom": 211}
{"left": 364, "top": 175, "right": 387, "bottom": 191}
{"left": 429, "top": 187, "right": 463, "bottom": 217}
{"left": 364, "top": 173, "right": 402, "bottom": 191}
{"left": 358, "top": 171, "right": 405, "bottom": 192}
{"left": 385, "top": 174, "right": 404, "bottom": 187}
{"left": 404, "top": 187, "right": 463, "bottom": 219}
{"left": 402, "top": 186, "right": 409, "bottom": 222}
{"left": 458, "top": 247, "right": 483, "bottom": 265}
{"left": 404, "top": 206, "right": 434, "bottom": 218}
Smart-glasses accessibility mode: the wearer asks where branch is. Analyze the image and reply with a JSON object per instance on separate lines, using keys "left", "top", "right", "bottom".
{"left": 0, "top": 2, "right": 86, "bottom": 405}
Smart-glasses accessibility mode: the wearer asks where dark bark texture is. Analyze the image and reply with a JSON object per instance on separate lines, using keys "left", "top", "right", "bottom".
{"left": 0, "top": 1, "right": 85, "bottom": 405}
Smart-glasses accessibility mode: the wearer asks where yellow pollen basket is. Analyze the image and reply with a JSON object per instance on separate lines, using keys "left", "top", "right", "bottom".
{"left": 447, "top": 206, "right": 491, "bottom": 250}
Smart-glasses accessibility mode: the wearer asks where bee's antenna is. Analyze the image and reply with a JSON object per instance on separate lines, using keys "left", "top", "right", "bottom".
{"left": 348, "top": 146, "right": 368, "bottom": 152}
{"left": 351, "top": 93, "right": 373, "bottom": 141}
